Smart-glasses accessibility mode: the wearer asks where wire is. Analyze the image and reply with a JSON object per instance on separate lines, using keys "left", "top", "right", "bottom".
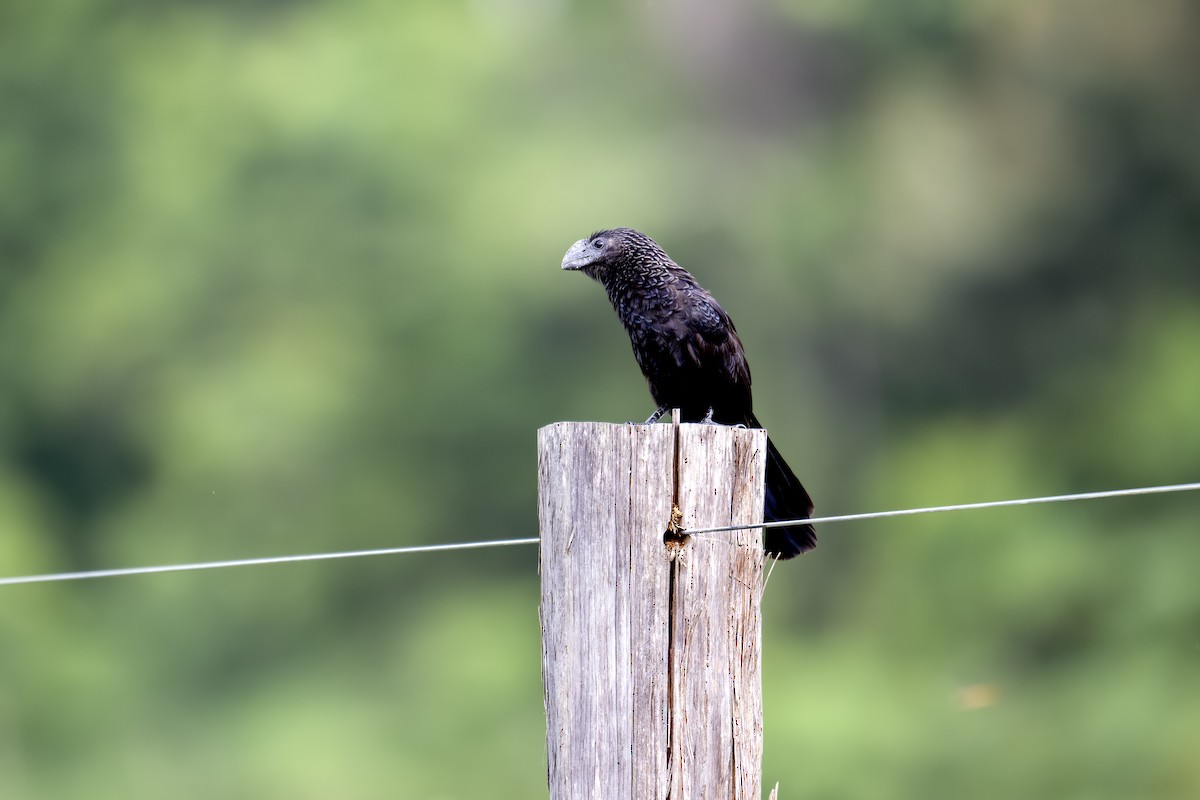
{"left": 0, "top": 481, "right": 1196, "bottom": 588}
{"left": 0, "top": 538, "right": 540, "bottom": 587}
{"left": 686, "top": 481, "right": 1200, "bottom": 536}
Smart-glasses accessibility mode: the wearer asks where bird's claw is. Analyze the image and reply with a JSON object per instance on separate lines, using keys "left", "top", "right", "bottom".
{"left": 700, "top": 409, "right": 745, "bottom": 428}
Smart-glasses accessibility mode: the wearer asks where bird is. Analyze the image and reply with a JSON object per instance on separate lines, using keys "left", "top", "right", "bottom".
{"left": 561, "top": 227, "right": 816, "bottom": 558}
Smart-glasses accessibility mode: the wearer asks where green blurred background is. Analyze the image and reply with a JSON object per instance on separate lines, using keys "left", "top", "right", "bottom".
{"left": 2, "top": 0, "right": 1198, "bottom": 797}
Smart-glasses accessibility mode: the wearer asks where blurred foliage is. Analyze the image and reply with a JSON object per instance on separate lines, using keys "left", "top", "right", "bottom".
{"left": 1, "top": 0, "right": 1198, "bottom": 797}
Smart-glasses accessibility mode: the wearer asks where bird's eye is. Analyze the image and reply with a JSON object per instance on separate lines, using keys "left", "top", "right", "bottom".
{"left": 592, "top": 238, "right": 605, "bottom": 248}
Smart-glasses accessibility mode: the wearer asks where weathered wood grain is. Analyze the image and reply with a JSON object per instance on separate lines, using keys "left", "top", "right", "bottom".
{"left": 670, "top": 422, "right": 766, "bottom": 800}
{"left": 538, "top": 421, "right": 766, "bottom": 800}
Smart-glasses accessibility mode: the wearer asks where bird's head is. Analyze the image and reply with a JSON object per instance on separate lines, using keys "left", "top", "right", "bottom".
{"left": 561, "top": 228, "right": 656, "bottom": 280}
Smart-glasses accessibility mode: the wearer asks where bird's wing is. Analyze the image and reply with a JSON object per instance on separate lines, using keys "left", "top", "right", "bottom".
{"left": 673, "top": 289, "right": 753, "bottom": 391}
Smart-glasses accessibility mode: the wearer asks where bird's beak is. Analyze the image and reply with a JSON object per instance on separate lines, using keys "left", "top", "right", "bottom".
{"left": 561, "top": 239, "right": 593, "bottom": 271}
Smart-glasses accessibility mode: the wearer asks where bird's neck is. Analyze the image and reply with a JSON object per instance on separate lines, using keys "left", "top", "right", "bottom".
{"left": 603, "top": 263, "right": 673, "bottom": 319}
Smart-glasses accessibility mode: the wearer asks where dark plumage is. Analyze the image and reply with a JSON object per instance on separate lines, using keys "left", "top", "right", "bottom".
{"left": 562, "top": 227, "right": 816, "bottom": 557}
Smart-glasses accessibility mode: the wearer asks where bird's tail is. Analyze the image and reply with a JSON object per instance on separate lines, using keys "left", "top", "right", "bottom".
{"left": 745, "top": 412, "right": 817, "bottom": 558}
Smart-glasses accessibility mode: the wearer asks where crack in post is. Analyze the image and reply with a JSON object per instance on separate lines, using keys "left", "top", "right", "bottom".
{"left": 664, "top": 409, "right": 683, "bottom": 797}
{"left": 663, "top": 409, "right": 687, "bottom": 552}
{"left": 665, "top": 551, "right": 678, "bottom": 797}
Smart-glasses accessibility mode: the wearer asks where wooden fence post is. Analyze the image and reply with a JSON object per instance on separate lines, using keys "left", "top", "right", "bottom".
{"left": 537, "top": 418, "right": 766, "bottom": 799}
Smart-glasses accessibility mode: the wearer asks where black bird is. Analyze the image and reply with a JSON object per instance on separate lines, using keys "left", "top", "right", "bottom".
{"left": 562, "top": 227, "right": 816, "bottom": 557}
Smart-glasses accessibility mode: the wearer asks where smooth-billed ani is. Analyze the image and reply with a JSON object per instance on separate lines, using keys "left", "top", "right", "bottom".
{"left": 562, "top": 227, "right": 816, "bottom": 558}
